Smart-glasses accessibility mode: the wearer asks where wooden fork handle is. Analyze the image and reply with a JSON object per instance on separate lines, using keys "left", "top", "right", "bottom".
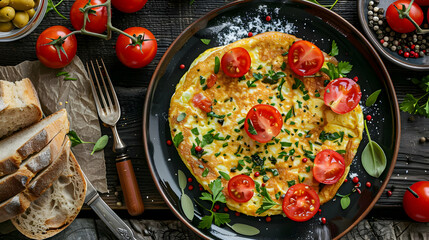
{"left": 116, "top": 154, "right": 144, "bottom": 216}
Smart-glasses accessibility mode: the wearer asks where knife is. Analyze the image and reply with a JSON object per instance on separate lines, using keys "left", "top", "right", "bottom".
{"left": 83, "top": 172, "right": 138, "bottom": 240}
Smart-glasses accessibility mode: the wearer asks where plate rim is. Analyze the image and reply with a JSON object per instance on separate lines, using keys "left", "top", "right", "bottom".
{"left": 142, "top": 0, "right": 401, "bottom": 239}
{"left": 357, "top": 0, "right": 429, "bottom": 71}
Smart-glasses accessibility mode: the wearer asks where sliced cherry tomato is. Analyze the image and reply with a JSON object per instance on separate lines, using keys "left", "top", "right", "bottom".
{"left": 112, "top": 0, "right": 147, "bottom": 13}
{"left": 70, "top": 0, "right": 108, "bottom": 34}
{"left": 324, "top": 78, "right": 362, "bottom": 114}
{"left": 244, "top": 104, "right": 283, "bottom": 143}
{"left": 386, "top": 0, "right": 423, "bottom": 33}
{"left": 116, "top": 27, "right": 157, "bottom": 68}
{"left": 313, "top": 149, "right": 345, "bottom": 184}
{"left": 403, "top": 181, "right": 429, "bottom": 222}
{"left": 207, "top": 73, "right": 217, "bottom": 88}
{"left": 192, "top": 93, "right": 212, "bottom": 113}
{"left": 282, "top": 183, "right": 320, "bottom": 222}
{"left": 36, "top": 26, "right": 77, "bottom": 69}
{"left": 288, "top": 40, "right": 324, "bottom": 76}
{"left": 220, "top": 47, "right": 251, "bottom": 78}
{"left": 228, "top": 175, "right": 255, "bottom": 203}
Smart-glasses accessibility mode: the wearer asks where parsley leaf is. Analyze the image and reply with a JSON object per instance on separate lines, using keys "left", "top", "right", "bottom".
{"left": 329, "top": 40, "right": 339, "bottom": 57}
{"left": 400, "top": 75, "right": 429, "bottom": 117}
{"left": 338, "top": 61, "right": 353, "bottom": 75}
{"left": 256, "top": 187, "right": 280, "bottom": 214}
{"left": 197, "top": 179, "right": 230, "bottom": 229}
{"left": 198, "top": 215, "right": 214, "bottom": 229}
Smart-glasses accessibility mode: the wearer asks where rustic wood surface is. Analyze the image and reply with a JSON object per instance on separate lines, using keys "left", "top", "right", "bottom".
{"left": 1, "top": 0, "right": 429, "bottom": 239}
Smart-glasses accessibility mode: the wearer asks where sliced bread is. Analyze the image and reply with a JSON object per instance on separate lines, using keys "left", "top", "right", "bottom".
{"left": 0, "top": 131, "right": 69, "bottom": 203}
{"left": 0, "top": 138, "right": 70, "bottom": 223}
{"left": 0, "top": 108, "right": 69, "bottom": 177}
{"left": 0, "top": 78, "right": 43, "bottom": 139}
{"left": 11, "top": 151, "right": 86, "bottom": 239}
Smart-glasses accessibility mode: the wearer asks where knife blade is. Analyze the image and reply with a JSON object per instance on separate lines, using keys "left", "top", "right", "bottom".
{"left": 82, "top": 171, "right": 138, "bottom": 240}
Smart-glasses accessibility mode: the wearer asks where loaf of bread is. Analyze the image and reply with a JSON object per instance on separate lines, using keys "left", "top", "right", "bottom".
{"left": 0, "top": 78, "right": 42, "bottom": 139}
{"left": 0, "top": 108, "right": 69, "bottom": 177}
{"left": 11, "top": 151, "right": 86, "bottom": 239}
{"left": 0, "top": 138, "right": 71, "bottom": 223}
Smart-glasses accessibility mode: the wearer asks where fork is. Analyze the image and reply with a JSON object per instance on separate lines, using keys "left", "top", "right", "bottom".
{"left": 86, "top": 59, "right": 144, "bottom": 216}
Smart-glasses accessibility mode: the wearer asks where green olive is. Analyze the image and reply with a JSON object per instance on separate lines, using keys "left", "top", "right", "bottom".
{"left": 9, "top": 0, "right": 34, "bottom": 11}
{"left": 25, "top": 7, "right": 34, "bottom": 18}
{"left": 0, "top": 0, "right": 10, "bottom": 8}
{"left": 12, "top": 11, "right": 28, "bottom": 28}
{"left": 0, "top": 21, "right": 13, "bottom": 31}
{"left": 0, "top": 6, "right": 15, "bottom": 22}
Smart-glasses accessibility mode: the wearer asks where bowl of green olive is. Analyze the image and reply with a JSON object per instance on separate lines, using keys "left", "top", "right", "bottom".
{"left": 0, "top": 0, "right": 47, "bottom": 42}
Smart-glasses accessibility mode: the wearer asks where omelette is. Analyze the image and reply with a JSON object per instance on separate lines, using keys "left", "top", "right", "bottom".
{"left": 169, "top": 32, "right": 363, "bottom": 217}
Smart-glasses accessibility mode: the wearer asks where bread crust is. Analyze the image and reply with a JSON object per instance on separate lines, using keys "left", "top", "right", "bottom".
{"left": 0, "top": 109, "right": 69, "bottom": 177}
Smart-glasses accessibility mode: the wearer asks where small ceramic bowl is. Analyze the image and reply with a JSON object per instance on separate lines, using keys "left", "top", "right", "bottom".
{"left": 0, "top": 0, "right": 48, "bottom": 42}
{"left": 358, "top": 0, "right": 429, "bottom": 71}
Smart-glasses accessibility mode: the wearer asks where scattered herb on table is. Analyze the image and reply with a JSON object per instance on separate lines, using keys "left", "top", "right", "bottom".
{"left": 200, "top": 39, "right": 211, "bottom": 45}
{"left": 366, "top": 89, "right": 381, "bottom": 107}
{"left": 67, "top": 130, "right": 108, "bottom": 154}
{"left": 305, "top": 0, "right": 340, "bottom": 9}
{"left": 178, "top": 170, "right": 195, "bottom": 220}
{"left": 195, "top": 179, "right": 259, "bottom": 235}
{"left": 336, "top": 193, "right": 351, "bottom": 210}
{"left": 56, "top": 71, "right": 77, "bottom": 81}
{"left": 400, "top": 75, "right": 429, "bottom": 117}
{"left": 46, "top": 0, "right": 67, "bottom": 19}
{"left": 361, "top": 120, "right": 387, "bottom": 178}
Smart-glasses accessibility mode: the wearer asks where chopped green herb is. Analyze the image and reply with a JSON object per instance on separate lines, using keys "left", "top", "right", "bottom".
{"left": 247, "top": 119, "right": 257, "bottom": 135}
{"left": 207, "top": 112, "right": 225, "bottom": 119}
{"left": 214, "top": 56, "right": 220, "bottom": 74}
{"left": 257, "top": 65, "right": 263, "bottom": 70}
{"left": 202, "top": 168, "right": 209, "bottom": 177}
{"left": 287, "top": 180, "right": 296, "bottom": 187}
{"left": 281, "top": 142, "right": 292, "bottom": 147}
{"left": 177, "top": 113, "right": 186, "bottom": 122}
{"left": 218, "top": 171, "right": 230, "bottom": 180}
{"left": 281, "top": 62, "right": 286, "bottom": 71}
{"left": 305, "top": 166, "right": 311, "bottom": 172}
{"left": 200, "top": 39, "right": 211, "bottom": 45}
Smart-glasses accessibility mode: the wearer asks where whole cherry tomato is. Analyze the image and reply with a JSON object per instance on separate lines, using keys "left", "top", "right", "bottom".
{"left": 403, "top": 181, "right": 429, "bottom": 222}
{"left": 70, "top": 0, "right": 108, "bottom": 34}
{"left": 288, "top": 40, "right": 324, "bottom": 76}
{"left": 112, "top": 0, "right": 147, "bottom": 13}
{"left": 36, "top": 26, "right": 77, "bottom": 69}
{"left": 386, "top": 0, "right": 424, "bottom": 33}
{"left": 115, "top": 27, "right": 157, "bottom": 68}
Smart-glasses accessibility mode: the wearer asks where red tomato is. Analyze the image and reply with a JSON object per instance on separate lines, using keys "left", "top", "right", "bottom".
{"left": 288, "top": 40, "right": 324, "bottom": 76}
{"left": 386, "top": 0, "right": 424, "bottom": 33}
{"left": 36, "top": 26, "right": 77, "bottom": 69}
{"left": 116, "top": 27, "right": 157, "bottom": 68}
{"left": 220, "top": 47, "right": 251, "bottom": 78}
{"left": 207, "top": 73, "right": 217, "bottom": 88}
{"left": 70, "top": 0, "right": 108, "bottom": 33}
{"left": 313, "top": 149, "right": 345, "bottom": 184}
{"left": 282, "top": 183, "right": 320, "bottom": 222}
{"left": 324, "top": 78, "right": 362, "bottom": 114}
{"left": 415, "top": 0, "right": 429, "bottom": 6}
{"left": 112, "top": 0, "right": 147, "bottom": 13}
{"left": 192, "top": 93, "right": 212, "bottom": 113}
{"left": 227, "top": 175, "right": 255, "bottom": 203}
{"left": 403, "top": 181, "right": 429, "bottom": 222}
{"left": 244, "top": 104, "right": 283, "bottom": 143}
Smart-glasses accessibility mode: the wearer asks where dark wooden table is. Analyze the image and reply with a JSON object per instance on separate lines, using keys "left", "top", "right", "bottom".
{"left": 1, "top": 0, "right": 429, "bottom": 239}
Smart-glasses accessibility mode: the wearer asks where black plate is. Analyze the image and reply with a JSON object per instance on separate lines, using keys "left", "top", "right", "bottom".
{"left": 358, "top": 0, "right": 429, "bottom": 70}
{"left": 143, "top": 1, "right": 400, "bottom": 239}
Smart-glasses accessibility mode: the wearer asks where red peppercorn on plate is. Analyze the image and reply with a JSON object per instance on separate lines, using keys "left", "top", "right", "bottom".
{"left": 143, "top": 1, "right": 400, "bottom": 239}
{"left": 358, "top": 0, "right": 429, "bottom": 70}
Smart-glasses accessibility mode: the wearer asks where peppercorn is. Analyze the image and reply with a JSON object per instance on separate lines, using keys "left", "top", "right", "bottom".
{"left": 419, "top": 137, "right": 426, "bottom": 143}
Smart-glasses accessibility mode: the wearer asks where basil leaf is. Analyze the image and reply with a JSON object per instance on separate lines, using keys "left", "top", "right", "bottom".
{"left": 366, "top": 89, "right": 381, "bottom": 107}
{"left": 181, "top": 193, "right": 195, "bottom": 220}
{"left": 361, "top": 121, "right": 387, "bottom": 178}
{"left": 173, "top": 132, "right": 184, "bottom": 148}
{"left": 218, "top": 171, "right": 230, "bottom": 180}
{"left": 214, "top": 56, "right": 220, "bottom": 74}
{"left": 177, "top": 112, "right": 186, "bottom": 122}
{"left": 230, "top": 223, "right": 260, "bottom": 236}
{"left": 91, "top": 135, "right": 108, "bottom": 155}
{"left": 178, "top": 170, "right": 187, "bottom": 190}
{"left": 340, "top": 196, "right": 350, "bottom": 210}
{"left": 200, "top": 38, "right": 211, "bottom": 45}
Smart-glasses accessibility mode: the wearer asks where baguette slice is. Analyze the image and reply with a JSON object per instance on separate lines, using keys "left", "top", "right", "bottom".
{"left": 11, "top": 151, "right": 86, "bottom": 239}
{"left": 0, "top": 108, "right": 69, "bottom": 177}
{"left": 0, "top": 138, "right": 70, "bottom": 223}
{"left": 0, "top": 129, "right": 69, "bottom": 203}
{"left": 0, "top": 78, "right": 43, "bottom": 139}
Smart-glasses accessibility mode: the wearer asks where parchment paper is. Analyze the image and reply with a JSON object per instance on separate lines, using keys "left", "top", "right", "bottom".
{"left": 0, "top": 56, "right": 108, "bottom": 193}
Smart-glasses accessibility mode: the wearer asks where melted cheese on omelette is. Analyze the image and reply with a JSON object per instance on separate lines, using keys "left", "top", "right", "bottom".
{"left": 169, "top": 32, "right": 363, "bottom": 216}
